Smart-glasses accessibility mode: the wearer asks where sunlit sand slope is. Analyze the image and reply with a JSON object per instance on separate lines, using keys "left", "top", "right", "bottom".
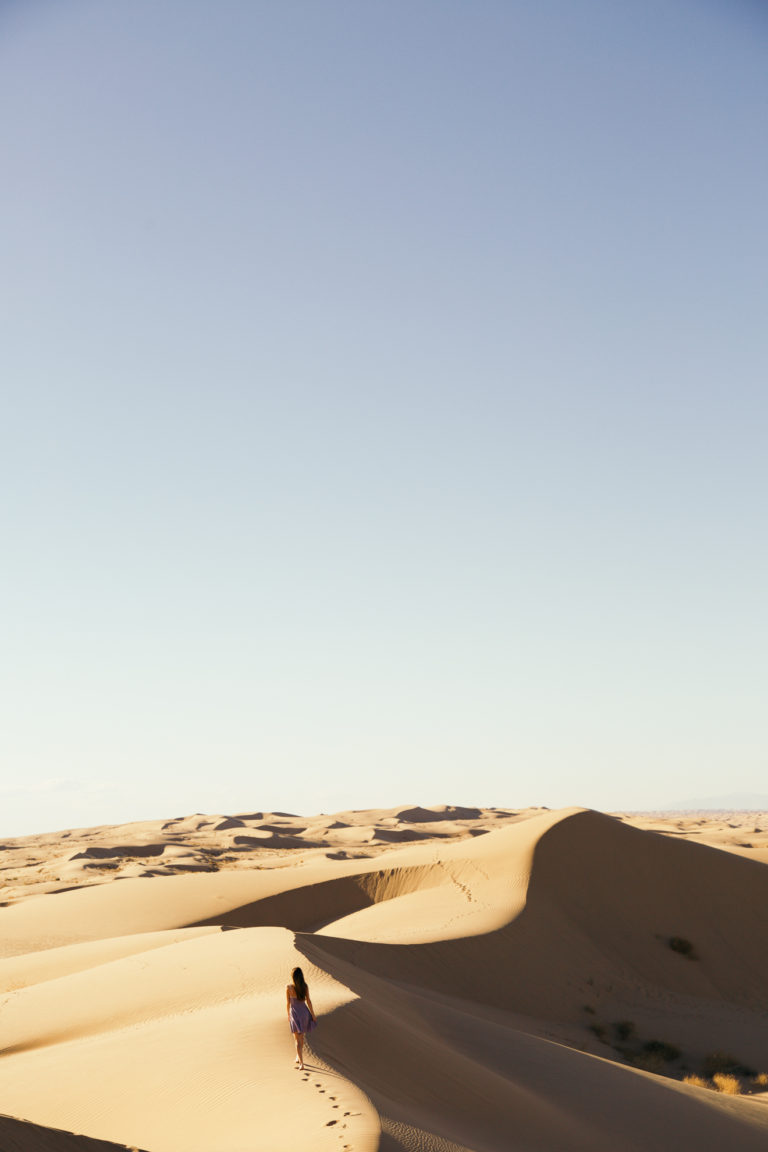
{"left": 1, "top": 805, "right": 767, "bottom": 1151}
{"left": 0, "top": 927, "right": 379, "bottom": 1152}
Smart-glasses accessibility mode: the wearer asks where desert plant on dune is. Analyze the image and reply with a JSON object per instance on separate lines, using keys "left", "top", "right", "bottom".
{"left": 683, "top": 1074, "right": 711, "bottom": 1089}
{"left": 628, "top": 1040, "right": 682, "bottom": 1074}
{"left": 668, "top": 935, "right": 697, "bottom": 959}
{"left": 632, "top": 1050, "right": 667, "bottom": 1074}
{"left": 712, "top": 1073, "right": 741, "bottom": 1095}
{"left": 582, "top": 1015, "right": 760, "bottom": 1096}
{"left": 701, "top": 1052, "right": 755, "bottom": 1078}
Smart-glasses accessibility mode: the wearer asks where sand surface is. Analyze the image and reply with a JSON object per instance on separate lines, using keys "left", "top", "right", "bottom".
{"left": 1, "top": 804, "right": 768, "bottom": 1151}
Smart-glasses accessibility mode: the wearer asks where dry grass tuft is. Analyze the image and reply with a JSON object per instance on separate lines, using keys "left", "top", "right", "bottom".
{"left": 683, "top": 1074, "right": 711, "bottom": 1089}
{"left": 632, "top": 1051, "right": 666, "bottom": 1074}
{"left": 712, "top": 1073, "right": 741, "bottom": 1095}
{"left": 753, "top": 1072, "right": 768, "bottom": 1088}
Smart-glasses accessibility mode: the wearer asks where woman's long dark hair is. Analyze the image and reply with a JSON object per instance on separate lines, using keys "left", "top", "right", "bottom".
{"left": 292, "top": 966, "right": 308, "bottom": 1001}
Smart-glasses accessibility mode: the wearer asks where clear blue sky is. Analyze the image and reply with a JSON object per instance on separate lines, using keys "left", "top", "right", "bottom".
{"left": 2, "top": 0, "right": 767, "bottom": 836}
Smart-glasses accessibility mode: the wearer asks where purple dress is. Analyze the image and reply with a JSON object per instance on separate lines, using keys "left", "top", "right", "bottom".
{"left": 289, "top": 995, "right": 317, "bottom": 1034}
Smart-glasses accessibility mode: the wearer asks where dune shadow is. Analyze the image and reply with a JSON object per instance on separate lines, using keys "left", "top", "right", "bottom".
{"left": 189, "top": 874, "right": 378, "bottom": 931}
{"left": 294, "top": 950, "right": 768, "bottom": 1152}
{"left": 188, "top": 861, "right": 448, "bottom": 933}
{"left": 299, "top": 810, "right": 768, "bottom": 1019}
{"left": 288, "top": 810, "right": 768, "bottom": 1150}
{"left": 0, "top": 1111, "right": 151, "bottom": 1151}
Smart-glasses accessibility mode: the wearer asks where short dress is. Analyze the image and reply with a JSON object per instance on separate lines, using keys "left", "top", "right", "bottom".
{"left": 289, "top": 995, "right": 317, "bottom": 1035}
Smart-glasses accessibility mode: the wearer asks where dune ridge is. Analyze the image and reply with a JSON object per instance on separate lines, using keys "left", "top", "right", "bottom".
{"left": 1, "top": 804, "right": 767, "bottom": 1150}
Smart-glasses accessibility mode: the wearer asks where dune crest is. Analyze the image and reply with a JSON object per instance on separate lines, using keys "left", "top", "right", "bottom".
{"left": 1, "top": 804, "right": 768, "bottom": 1150}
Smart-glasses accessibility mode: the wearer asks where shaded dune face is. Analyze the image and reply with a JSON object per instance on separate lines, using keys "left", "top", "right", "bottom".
{"left": 297, "top": 809, "right": 768, "bottom": 1018}
{"left": 188, "top": 865, "right": 448, "bottom": 932}
{"left": 0, "top": 1112, "right": 149, "bottom": 1151}
{"left": 69, "top": 845, "right": 166, "bottom": 861}
{"left": 522, "top": 810, "right": 768, "bottom": 1006}
{"left": 296, "top": 960, "right": 768, "bottom": 1152}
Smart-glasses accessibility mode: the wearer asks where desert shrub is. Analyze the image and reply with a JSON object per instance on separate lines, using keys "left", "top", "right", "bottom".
{"left": 642, "top": 1040, "right": 682, "bottom": 1063}
{"left": 668, "top": 936, "right": 697, "bottom": 959}
{"left": 684, "top": 1074, "right": 711, "bottom": 1089}
{"left": 701, "top": 1052, "right": 755, "bottom": 1078}
{"left": 632, "top": 1050, "right": 666, "bottom": 1074}
{"left": 588, "top": 1023, "right": 608, "bottom": 1043}
{"left": 613, "top": 1020, "right": 635, "bottom": 1042}
{"left": 753, "top": 1072, "right": 768, "bottom": 1087}
{"left": 712, "top": 1074, "right": 741, "bottom": 1095}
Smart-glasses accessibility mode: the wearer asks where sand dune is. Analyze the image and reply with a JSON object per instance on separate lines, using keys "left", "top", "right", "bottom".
{"left": 0, "top": 1113, "right": 149, "bottom": 1152}
{"left": 1, "top": 804, "right": 767, "bottom": 1150}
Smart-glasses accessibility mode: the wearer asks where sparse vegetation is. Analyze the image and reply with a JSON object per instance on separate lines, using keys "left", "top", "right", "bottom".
{"left": 642, "top": 1040, "right": 682, "bottom": 1063}
{"left": 627, "top": 1040, "right": 682, "bottom": 1074}
{"left": 701, "top": 1052, "right": 755, "bottom": 1079}
{"left": 712, "top": 1074, "right": 741, "bottom": 1095}
{"left": 583, "top": 1015, "right": 762, "bottom": 1095}
{"left": 668, "top": 936, "right": 697, "bottom": 959}
{"left": 632, "top": 1050, "right": 667, "bottom": 1074}
{"left": 586, "top": 1016, "right": 684, "bottom": 1074}
{"left": 613, "top": 1020, "right": 635, "bottom": 1042}
{"left": 680, "top": 1053, "right": 764, "bottom": 1095}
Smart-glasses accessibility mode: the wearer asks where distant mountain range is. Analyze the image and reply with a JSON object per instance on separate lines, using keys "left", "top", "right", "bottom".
{"left": 663, "top": 792, "right": 768, "bottom": 811}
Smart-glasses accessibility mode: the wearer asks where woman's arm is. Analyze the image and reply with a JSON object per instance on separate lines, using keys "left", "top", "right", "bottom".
{"left": 286, "top": 985, "right": 292, "bottom": 1016}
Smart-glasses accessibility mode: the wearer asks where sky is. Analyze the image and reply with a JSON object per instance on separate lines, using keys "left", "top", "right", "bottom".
{"left": 2, "top": 0, "right": 767, "bottom": 837}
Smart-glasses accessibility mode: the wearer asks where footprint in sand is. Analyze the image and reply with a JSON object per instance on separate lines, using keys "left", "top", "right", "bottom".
{"left": 308, "top": 1076, "right": 356, "bottom": 1144}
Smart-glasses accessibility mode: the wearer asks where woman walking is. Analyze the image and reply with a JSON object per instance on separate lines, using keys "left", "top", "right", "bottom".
{"left": 286, "top": 966, "right": 316, "bottom": 1069}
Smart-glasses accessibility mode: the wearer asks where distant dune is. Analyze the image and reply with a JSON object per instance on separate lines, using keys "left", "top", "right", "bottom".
{"left": 1, "top": 804, "right": 768, "bottom": 1150}
{"left": 661, "top": 792, "right": 768, "bottom": 812}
